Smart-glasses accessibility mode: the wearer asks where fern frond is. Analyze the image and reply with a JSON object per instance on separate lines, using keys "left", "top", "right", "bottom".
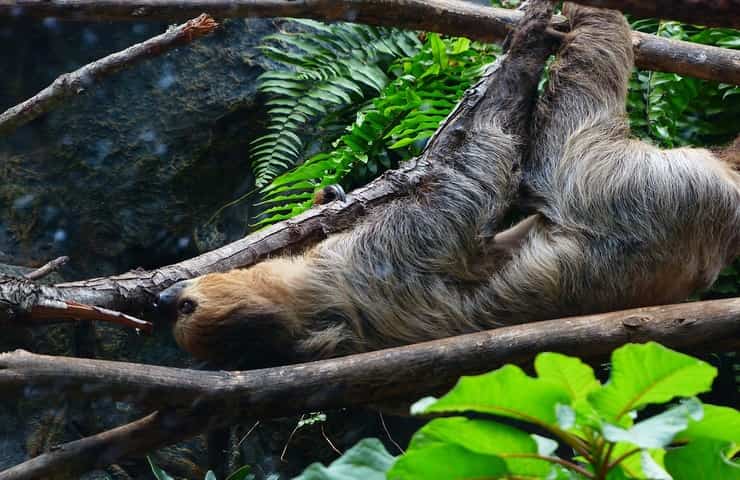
{"left": 256, "top": 34, "right": 498, "bottom": 227}
{"left": 250, "top": 22, "right": 421, "bottom": 188}
{"left": 627, "top": 19, "right": 740, "bottom": 148}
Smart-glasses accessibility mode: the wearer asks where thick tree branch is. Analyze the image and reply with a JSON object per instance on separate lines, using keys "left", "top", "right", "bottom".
{"left": 1, "top": 298, "right": 738, "bottom": 479}
{"left": 0, "top": 13, "right": 218, "bottom": 135}
{"left": 572, "top": 0, "right": 740, "bottom": 29}
{"left": 0, "top": 1, "right": 738, "bottom": 85}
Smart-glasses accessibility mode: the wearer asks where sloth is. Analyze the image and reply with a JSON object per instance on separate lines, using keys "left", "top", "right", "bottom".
{"left": 156, "top": 4, "right": 740, "bottom": 368}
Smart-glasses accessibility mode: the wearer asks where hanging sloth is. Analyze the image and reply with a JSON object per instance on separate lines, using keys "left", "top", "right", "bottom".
{"left": 156, "top": 4, "right": 740, "bottom": 368}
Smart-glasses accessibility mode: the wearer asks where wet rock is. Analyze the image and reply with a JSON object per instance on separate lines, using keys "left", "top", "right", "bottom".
{"left": 0, "top": 18, "right": 271, "bottom": 279}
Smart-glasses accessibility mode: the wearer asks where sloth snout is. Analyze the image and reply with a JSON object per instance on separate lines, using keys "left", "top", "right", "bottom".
{"left": 154, "top": 280, "right": 191, "bottom": 319}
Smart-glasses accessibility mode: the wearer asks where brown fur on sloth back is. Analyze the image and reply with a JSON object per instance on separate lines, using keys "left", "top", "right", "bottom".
{"left": 160, "top": 4, "right": 740, "bottom": 368}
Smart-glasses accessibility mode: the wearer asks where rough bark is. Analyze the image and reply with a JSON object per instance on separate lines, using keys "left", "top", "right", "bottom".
{"left": 0, "top": 275, "right": 152, "bottom": 331}
{"left": 573, "top": 0, "right": 740, "bottom": 29}
{"left": 1, "top": 298, "right": 738, "bottom": 479}
{"left": 633, "top": 32, "right": 740, "bottom": 86}
{"left": 0, "top": 14, "right": 218, "bottom": 135}
{"left": 1, "top": 1, "right": 738, "bottom": 85}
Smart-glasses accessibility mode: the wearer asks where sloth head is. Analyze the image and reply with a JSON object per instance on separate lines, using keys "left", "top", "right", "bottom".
{"left": 155, "top": 260, "right": 309, "bottom": 367}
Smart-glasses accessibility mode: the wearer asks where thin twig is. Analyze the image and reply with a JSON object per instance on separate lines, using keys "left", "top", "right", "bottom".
{"left": 379, "top": 412, "right": 405, "bottom": 454}
{"left": 29, "top": 299, "right": 153, "bottom": 333}
{"left": 236, "top": 421, "right": 260, "bottom": 447}
{"left": 24, "top": 256, "right": 69, "bottom": 281}
{"left": 280, "top": 414, "right": 305, "bottom": 462}
{"left": 320, "top": 424, "right": 343, "bottom": 456}
{"left": 0, "top": 13, "right": 218, "bottom": 136}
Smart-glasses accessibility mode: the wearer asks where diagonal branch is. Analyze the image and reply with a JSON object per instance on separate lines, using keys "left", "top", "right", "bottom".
{"left": 0, "top": 1, "right": 738, "bottom": 84}
{"left": 0, "top": 13, "right": 218, "bottom": 135}
{"left": 23, "top": 256, "right": 69, "bottom": 281}
{"left": 0, "top": 298, "right": 738, "bottom": 479}
{"left": 0, "top": 410, "right": 215, "bottom": 480}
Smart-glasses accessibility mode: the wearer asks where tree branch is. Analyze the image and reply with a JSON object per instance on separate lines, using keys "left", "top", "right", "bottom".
{"left": 571, "top": 0, "right": 740, "bottom": 29}
{"left": 1, "top": 298, "right": 738, "bottom": 479}
{"left": 0, "top": 410, "right": 216, "bottom": 480}
{"left": 0, "top": 1, "right": 738, "bottom": 84}
{"left": 0, "top": 276, "right": 153, "bottom": 332}
{"left": 0, "top": 13, "right": 218, "bottom": 135}
{"left": 23, "top": 256, "right": 69, "bottom": 281}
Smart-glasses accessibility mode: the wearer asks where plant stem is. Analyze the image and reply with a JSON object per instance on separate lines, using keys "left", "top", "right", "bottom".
{"left": 606, "top": 447, "right": 641, "bottom": 472}
{"left": 597, "top": 442, "right": 617, "bottom": 478}
{"left": 505, "top": 454, "right": 595, "bottom": 479}
{"left": 546, "top": 425, "right": 594, "bottom": 463}
{"left": 591, "top": 433, "right": 605, "bottom": 473}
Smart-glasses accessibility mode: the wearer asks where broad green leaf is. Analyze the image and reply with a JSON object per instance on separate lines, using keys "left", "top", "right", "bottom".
{"left": 609, "top": 443, "right": 668, "bottom": 480}
{"left": 388, "top": 443, "right": 508, "bottom": 480}
{"left": 676, "top": 404, "right": 740, "bottom": 443}
{"left": 292, "top": 438, "right": 394, "bottom": 480}
{"left": 421, "top": 364, "right": 571, "bottom": 426}
{"left": 535, "top": 352, "right": 600, "bottom": 401}
{"left": 602, "top": 398, "right": 703, "bottom": 449}
{"left": 605, "top": 466, "right": 632, "bottom": 480}
{"left": 406, "top": 417, "right": 550, "bottom": 476}
{"left": 608, "top": 443, "right": 644, "bottom": 478}
{"left": 408, "top": 418, "right": 533, "bottom": 453}
{"left": 664, "top": 439, "right": 740, "bottom": 480}
{"left": 589, "top": 342, "right": 717, "bottom": 423}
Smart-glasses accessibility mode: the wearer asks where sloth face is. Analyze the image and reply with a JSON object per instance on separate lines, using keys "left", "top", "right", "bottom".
{"left": 155, "top": 262, "right": 307, "bottom": 367}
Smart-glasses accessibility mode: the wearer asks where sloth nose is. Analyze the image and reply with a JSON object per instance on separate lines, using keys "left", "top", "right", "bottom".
{"left": 154, "top": 280, "right": 190, "bottom": 318}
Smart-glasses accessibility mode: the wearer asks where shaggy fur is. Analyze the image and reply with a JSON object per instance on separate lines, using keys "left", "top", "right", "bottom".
{"left": 159, "top": 4, "right": 740, "bottom": 367}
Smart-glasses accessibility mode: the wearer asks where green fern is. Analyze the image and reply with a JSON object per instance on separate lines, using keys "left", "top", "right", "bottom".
{"left": 255, "top": 34, "right": 498, "bottom": 227}
{"left": 627, "top": 19, "right": 740, "bottom": 148}
{"left": 250, "top": 20, "right": 421, "bottom": 187}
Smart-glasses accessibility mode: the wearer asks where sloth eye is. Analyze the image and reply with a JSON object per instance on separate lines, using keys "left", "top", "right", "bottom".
{"left": 179, "top": 299, "right": 196, "bottom": 314}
